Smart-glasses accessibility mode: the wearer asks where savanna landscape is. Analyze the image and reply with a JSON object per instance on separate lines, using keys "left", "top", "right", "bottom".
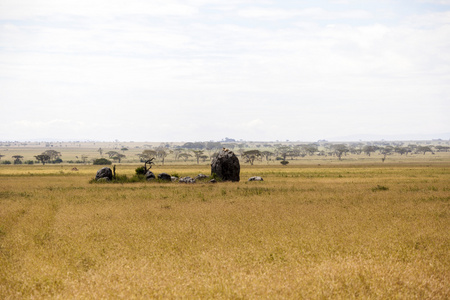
{"left": 0, "top": 140, "right": 449, "bottom": 298}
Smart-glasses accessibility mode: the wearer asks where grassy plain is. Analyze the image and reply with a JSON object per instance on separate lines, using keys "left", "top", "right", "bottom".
{"left": 0, "top": 162, "right": 449, "bottom": 298}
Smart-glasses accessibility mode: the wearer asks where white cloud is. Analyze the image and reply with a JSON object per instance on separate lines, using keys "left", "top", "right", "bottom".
{"left": 0, "top": 0, "right": 198, "bottom": 20}
{"left": 237, "top": 7, "right": 372, "bottom": 20}
{"left": 418, "top": 0, "right": 450, "bottom": 4}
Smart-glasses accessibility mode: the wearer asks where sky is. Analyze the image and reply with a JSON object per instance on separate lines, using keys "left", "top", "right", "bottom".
{"left": 0, "top": 0, "right": 449, "bottom": 142}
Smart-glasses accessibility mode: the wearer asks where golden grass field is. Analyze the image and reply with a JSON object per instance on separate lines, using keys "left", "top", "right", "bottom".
{"left": 0, "top": 161, "right": 449, "bottom": 298}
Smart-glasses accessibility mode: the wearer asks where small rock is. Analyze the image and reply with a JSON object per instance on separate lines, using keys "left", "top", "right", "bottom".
{"left": 145, "top": 171, "right": 156, "bottom": 180}
{"left": 195, "top": 173, "right": 208, "bottom": 180}
{"left": 248, "top": 176, "right": 264, "bottom": 181}
{"left": 179, "top": 176, "right": 196, "bottom": 184}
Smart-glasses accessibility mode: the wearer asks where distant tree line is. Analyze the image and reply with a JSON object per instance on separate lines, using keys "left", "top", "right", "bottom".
{"left": 1, "top": 140, "right": 448, "bottom": 165}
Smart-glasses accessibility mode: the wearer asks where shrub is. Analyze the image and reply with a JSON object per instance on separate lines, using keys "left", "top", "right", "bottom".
{"left": 93, "top": 158, "right": 112, "bottom": 165}
{"left": 135, "top": 166, "right": 146, "bottom": 175}
{"left": 372, "top": 185, "right": 389, "bottom": 191}
{"left": 1, "top": 160, "right": 11, "bottom": 165}
{"left": 280, "top": 160, "right": 289, "bottom": 166}
{"left": 24, "top": 160, "right": 34, "bottom": 165}
{"left": 52, "top": 158, "right": 63, "bottom": 164}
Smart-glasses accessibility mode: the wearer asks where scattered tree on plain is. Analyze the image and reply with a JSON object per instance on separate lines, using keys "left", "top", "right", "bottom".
{"left": 192, "top": 150, "right": 205, "bottom": 164}
{"left": 112, "top": 153, "right": 126, "bottom": 163}
{"left": 381, "top": 146, "right": 394, "bottom": 162}
{"left": 333, "top": 144, "right": 349, "bottom": 160}
{"left": 42, "top": 150, "right": 61, "bottom": 161}
{"left": 12, "top": 155, "right": 24, "bottom": 164}
{"left": 178, "top": 153, "right": 192, "bottom": 162}
{"left": 417, "top": 146, "right": 434, "bottom": 155}
{"left": 363, "top": 145, "right": 376, "bottom": 156}
{"left": 242, "top": 150, "right": 262, "bottom": 165}
{"left": 106, "top": 151, "right": 119, "bottom": 158}
{"left": 35, "top": 154, "right": 51, "bottom": 165}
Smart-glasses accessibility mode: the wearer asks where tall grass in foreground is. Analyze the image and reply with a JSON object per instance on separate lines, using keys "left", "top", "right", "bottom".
{"left": 0, "top": 164, "right": 449, "bottom": 298}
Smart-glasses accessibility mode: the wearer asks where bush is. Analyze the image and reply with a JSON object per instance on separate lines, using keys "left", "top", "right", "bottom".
{"left": 93, "top": 158, "right": 112, "bottom": 165}
{"left": 135, "top": 166, "right": 146, "bottom": 175}
{"left": 280, "top": 160, "right": 289, "bottom": 166}
{"left": 372, "top": 185, "right": 389, "bottom": 191}
{"left": 24, "top": 160, "right": 34, "bottom": 165}
{"left": 52, "top": 158, "right": 63, "bottom": 164}
{"left": 1, "top": 160, "right": 11, "bottom": 165}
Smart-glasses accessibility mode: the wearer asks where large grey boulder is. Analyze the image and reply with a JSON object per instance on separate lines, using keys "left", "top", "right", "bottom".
{"left": 211, "top": 149, "right": 240, "bottom": 182}
{"left": 158, "top": 173, "right": 172, "bottom": 181}
{"left": 95, "top": 167, "right": 112, "bottom": 181}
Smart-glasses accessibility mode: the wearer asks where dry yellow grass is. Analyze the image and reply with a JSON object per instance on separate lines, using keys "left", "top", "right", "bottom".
{"left": 0, "top": 163, "right": 449, "bottom": 298}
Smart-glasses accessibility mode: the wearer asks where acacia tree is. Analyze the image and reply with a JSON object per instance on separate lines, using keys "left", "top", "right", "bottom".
{"left": 394, "top": 146, "right": 411, "bottom": 156}
{"left": 435, "top": 145, "right": 450, "bottom": 152}
{"left": 112, "top": 153, "right": 126, "bottom": 163}
{"left": 12, "top": 155, "right": 24, "bottom": 164}
{"left": 417, "top": 146, "right": 434, "bottom": 155}
{"left": 35, "top": 154, "right": 50, "bottom": 165}
{"left": 156, "top": 148, "right": 169, "bottom": 165}
{"left": 242, "top": 150, "right": 261, "bottom": 165}
{"left": 43, "top": 150, "right": 61, "bottom": 162}
{"left": 81, "top": 155, "right": 89, "bottom": 164}
{"left": 192, "top": 150, "right": 205, "bottom": 164}
{"left": 303, "top": 144, "right": 319, "bottom": 156}
{"left": 276, "top": 146, "right": 291, "bottom": 161}
{"left": 173, "top": 149, "right": 184, "bottom": 161}
{"left": 380, "top": 146, "right": 393, "bottom": 162}
{"left": 138, "top": 150, "right": 157, "bottom": 162}
{"left": 363, "top": 145, "right": 376, "bottom": 156}
{"left": 178, "top": 153, "right": 192, "bottom": 162}
{"left": 106, "top": 151, "right": 119, "bottom": 158}
{"left": 261, "top": 151, "right": 274, "bottom": 162}
{"left": 332, "top": 144, "right": 349, "bottom": 161}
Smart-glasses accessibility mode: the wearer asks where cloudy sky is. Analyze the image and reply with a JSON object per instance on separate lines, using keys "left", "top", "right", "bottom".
{"left": 0, "top": 0, "right": 449, "bottom": 142}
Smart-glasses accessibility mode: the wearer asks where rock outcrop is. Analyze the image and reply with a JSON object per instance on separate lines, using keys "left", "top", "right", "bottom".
{"left": 211, "top": 149, "right": 240, "bottom": 182}
{"left": 158, "top": 173, "right": 172, "bottom": 181}
{"left": 95, "top": 167, "right": 112, "bottom": 181}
